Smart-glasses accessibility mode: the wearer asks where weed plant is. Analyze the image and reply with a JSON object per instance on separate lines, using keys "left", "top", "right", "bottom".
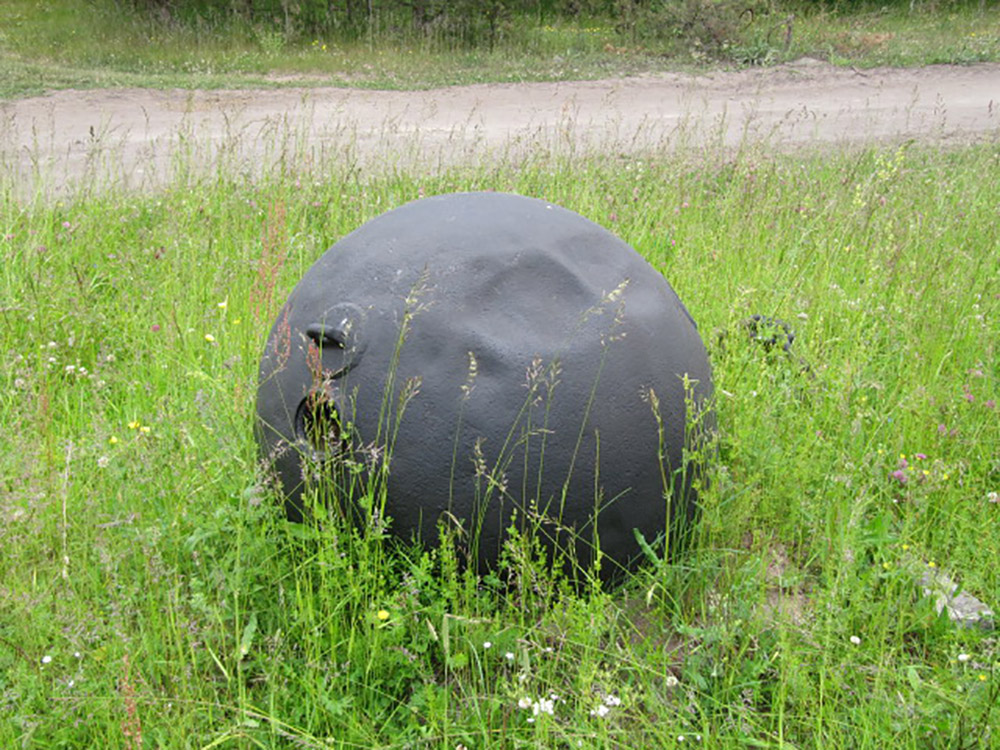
{"left": 1, "top": 133, "right": 999, "bottom": 747}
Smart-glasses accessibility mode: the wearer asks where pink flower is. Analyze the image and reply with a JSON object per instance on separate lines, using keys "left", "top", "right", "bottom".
{"left": 915, "top": 453, "right": 927, "bottom": 460}
{"left": 986, "top": 400, "right": 995, "bottom": 410}
{"left": 151, "top": 324, "right": 161, "bottom": 332}
{"left": 891, "top": 469, "right": 908, "bottom": 485}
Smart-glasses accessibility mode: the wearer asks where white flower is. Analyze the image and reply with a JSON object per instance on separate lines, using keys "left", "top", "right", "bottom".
{"left": 505, "top": 651, "right": 514, "bottom": 661}
{"left": 665, "top": 674, "right": 679, "bottom": 688}
{"left": 534, "top": 698, "right": 555, "bottom": 716}
{"left": 517, "top": 697, "right": 532, "bottom": 710}
{"left": 590, "top": 704, "right": 610, "bottom": 718}
{"left": 41, "top": 655, "right": 52, "bottom": 664}
{"left": 97, "top": 456, "right": 110, "bottom": 469}
{"left": 604, "top": 694, "right": 622, "bottom": 706}
{"left": 483, "top": 641, "right": 492, "bottom": 649}
{"left": 958, "top": 653, "right": 971, "bottom": 663}
{"left": 988, "top": 492, "right": 998, "bottom": 504}
{"left": 849, "top": 635, "right": 861, "bottom": 645}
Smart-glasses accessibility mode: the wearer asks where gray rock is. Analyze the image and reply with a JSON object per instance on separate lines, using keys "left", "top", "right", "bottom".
{"left": 919, "top": 567, "right": 995, "bottom": 631}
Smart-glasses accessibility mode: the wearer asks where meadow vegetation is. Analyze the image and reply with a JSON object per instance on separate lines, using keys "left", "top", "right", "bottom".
{"left": 1, "top": 126, "right": 998, "bottom": 746}
{"left": 1, "top": 0, "right": 998, "bottom": 98}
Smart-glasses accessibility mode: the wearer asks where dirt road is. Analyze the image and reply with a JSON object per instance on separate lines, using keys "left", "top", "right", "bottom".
{"left": 2, "top": 60, "right": 998, "bottom": 195}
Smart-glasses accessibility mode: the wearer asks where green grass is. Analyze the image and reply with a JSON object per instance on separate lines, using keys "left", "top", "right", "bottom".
{"left": 1, "top": 0, "right": 999, "bottom": 98}
{"left": 1, "top": 128, "right": 998, "bottom": 747}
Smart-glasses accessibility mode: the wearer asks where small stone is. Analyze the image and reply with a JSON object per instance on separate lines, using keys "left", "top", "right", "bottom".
{"left": 919, "top": 568, "right": 995, "bottom": 631}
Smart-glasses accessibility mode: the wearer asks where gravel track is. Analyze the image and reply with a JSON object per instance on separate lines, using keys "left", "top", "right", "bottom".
{"left": 2, "top": 60, "right": 998, "bottom": 194}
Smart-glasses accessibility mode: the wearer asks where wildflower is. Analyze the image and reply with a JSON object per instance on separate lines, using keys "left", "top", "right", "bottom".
{"left": 534, "top": 697, "right": 555, "bottom": 716}
{"left": 232, "top": 318, "right": 242, "bottom": 325}
{"left": 41, "top": 655, "right": 52, "bottom": 664}
{"left": 151, "top": 324, "right": 160, "bottom": 332}
{"left": 517, "top": 697, "right": 532, "bottom": 710}
{"left": 979, "top": 674, "right": 987, "bottom": 681}
{"left": 97, "top": 456, "right": 110, "bottom": 469}
{"left": 376, "top": 609, "right": 389, "bottom": 621}
{"left": 128, "top": 420, "right": 140, "bottom": 430}
{"left": 849, "top": 635, "right": 861, "bottom": 645}
{"left": 140, "top": 426, "right": 151, "bottom": 434}
{"left": 928, "top": 561, "right": 936, "bottom": 568}
{"left": 590, "top": 704, "right": 610, "bottom": 718}
{"left": 665, "top": 674, "right": 679, "bottom": 688}
{"left": 505, "top": 651, "right": 515, "bottom": 661}
{"left": 483, "top": 641, "right": 492, "bottom": 649}
{"left": 109, "top": 436, "right": 118, "bottom": 444}
{"left": 988, "top": 492, "right": 998, "bottom": 504}
{"left": 958, "top": 653, "right": 971, "bottom": 663}
{"left": 217, "top": 300, "right": 228, "bottom": 309}
{"left": 204, "top": 333, "right": 216, "bottom": 343}
{"left": 915, "top": 453, "right": 927, "bottom": 460}
{"left": 987, "top": 400, "right": 996, "bottom": 410}
{"left": 604, "top": 694, "right": 622, "bottom": 706}
{"left": 891, "top": 469, "right": 908, "bottom": 485}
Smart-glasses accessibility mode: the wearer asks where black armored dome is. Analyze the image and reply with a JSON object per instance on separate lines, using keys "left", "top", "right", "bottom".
{"left": 256, "top": 192, "right": 713, "bottom": 576}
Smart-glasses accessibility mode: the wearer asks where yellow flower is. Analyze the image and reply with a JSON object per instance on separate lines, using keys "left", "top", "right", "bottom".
{"left": 232, "top": 318, "right": 242, "bottom": 326}
{"left": 217, "top": 300, "right": 227, "bottom": 309}
{"left": 979, "top": 674, "right": 987, "bottom": 681}
{"left": 928, "top": 561, "right": 936, "bottom": 568}
{"left": 376, "top": 609, "right": 390, "bottom": 621}
{"left": 902, "top": 544, "right": 910, "bottom": 551}
{"left": 140, "top": 426, "right": 151, "bottom": 434}
{"left": 109, "top": 435, "right": 119, "bottom": 444}
{"left": 128, "top": 420, "right": 140, "bottom": 430}
{"left": 204, "top": 333, "right": 216, "bottom": 343}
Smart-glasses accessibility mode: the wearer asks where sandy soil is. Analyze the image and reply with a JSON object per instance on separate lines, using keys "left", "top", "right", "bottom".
{"left": 2, "top": 60, "right": 998, "bottom": 194}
